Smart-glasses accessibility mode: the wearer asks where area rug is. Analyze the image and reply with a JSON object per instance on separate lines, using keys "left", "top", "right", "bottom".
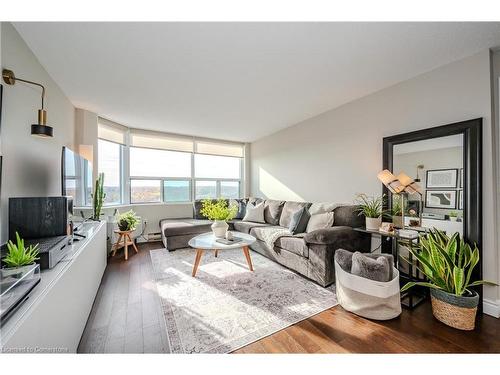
{"left": 150, "top": 247, "right": 337, "bottom": 353}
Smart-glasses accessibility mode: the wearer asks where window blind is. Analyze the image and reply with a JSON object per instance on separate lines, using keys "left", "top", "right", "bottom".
{"left": 98, "top": 118, "right": 127, "bottom": 145}
{"left": 195, "top": 139, "right": 244, "bottom": 158}
{"left": 130, "top": 129, "right": 194, "bottom": 152}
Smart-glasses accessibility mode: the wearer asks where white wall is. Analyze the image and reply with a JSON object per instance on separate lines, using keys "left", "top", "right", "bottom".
{"left": 251, "top": 50, "right": 499, "bottom": 312}
{"left": 0, "top": 23, "right": 76, "bottom": 243}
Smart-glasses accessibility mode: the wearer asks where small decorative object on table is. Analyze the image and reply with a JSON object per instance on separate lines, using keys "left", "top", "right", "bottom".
{"left": 117, "top": 209, "right": 140, "bottom": 231}
{"left": 225, "top": 231, "right": 234, "bottom": 241}
{"left": 112, "top": 210, "right": 140, "bottom": 261}
{"left": 449, "top": 210, "right": 458, "bottom": 222}
{"left": 401, "top": 228, "right": 497, "bottom": 330}
{"left": 1, "top": 232, "right": 40, "bottom": 279}
{"left": 355, "top": 193, "right": 385, "bottom": 231}
{"left": 200, "top": 199, "right": 238, "bottom": 238}
{"left": 379, "top": 222, "right": 394, "bottom": 234}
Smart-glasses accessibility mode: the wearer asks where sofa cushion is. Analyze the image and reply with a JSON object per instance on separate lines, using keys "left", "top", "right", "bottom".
{"left": 248, "top": 197, "right": 264, "bottom": 206}
{"left": 263, "top": 199, "right": 285, "bottom": 225}
{"left": 230, "top": 198, "right": 248, "bottom": 220}
{"left": 242, "top": 202, "right": 265, "bottom": 223}
{"left": 279, "top": 201, "right": 312, "bottom": 228}
{"left": 309, "top": 202, "right": 339, "bottom": 215}
{"left": 288, "top": 206, "right": 310, "bottom": 234}
{"left": 233, "top": 220, "right": 270, "bottom": 234}
{"left": 306, "top": 212, "right": 334, "bottom": 233}
{"left": 249, "top": 225, "right": 284, "bottom": 241}
{"left": 275, "top": 236, "right": 309, "bottom": 258}
{"left": 333, "top": 205, "right": 364, "bottom": 227}
{"left": 160, "top": 219, "right": 212, "bottom": 236}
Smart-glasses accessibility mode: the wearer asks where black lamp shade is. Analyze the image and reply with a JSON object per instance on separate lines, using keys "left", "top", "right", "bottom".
{"left": 31, "top": 124, "right": 53, "bottom": 137}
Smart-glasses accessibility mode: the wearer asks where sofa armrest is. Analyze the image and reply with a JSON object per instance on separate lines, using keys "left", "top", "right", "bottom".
{"left": 304, "top": 226, "right": 357, "bottom": 245}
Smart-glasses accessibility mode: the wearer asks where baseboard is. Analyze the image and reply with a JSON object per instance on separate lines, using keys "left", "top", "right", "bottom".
{"left": 483, "top": 298, "right": 500, "bottom": 318}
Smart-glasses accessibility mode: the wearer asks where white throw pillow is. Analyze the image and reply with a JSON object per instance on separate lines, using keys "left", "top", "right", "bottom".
{"left": 242, "top": 202, "right": 265, "bottom": 223}
{"left": 306, "top": 212, "right": 334, "bottom": 233}
{"left": 309, "top": 202, "right": 338, "bottom": 215}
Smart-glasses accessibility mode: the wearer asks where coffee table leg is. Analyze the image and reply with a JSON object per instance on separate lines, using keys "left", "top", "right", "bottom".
{"left": 214, "top": 249, "right": 218, "bottom": 258}
{"left": 242, "top": 246, "right": 254, "bottom": 272}
{"left": 192, "top": 249, "right": 204, "bottom": 277}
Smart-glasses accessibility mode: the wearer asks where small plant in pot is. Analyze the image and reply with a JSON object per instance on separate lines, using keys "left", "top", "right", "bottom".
{"left": 401, "top": 228, "right": 497, "bottom": 330}
{"left": 2, "top": 232, "right": 39, "bottom": 279}
{"left": 391, "top": 195, "right": 403, "bottom": 228}
{"left": 355, "top": 193, "right": 385, "bottom": 231}
{"left": 117, "top": 210, "right": 140, "bottom": 232}
{"left": 449, "top": 210, "right": 458, "bottom": 222}
{"left": 200, "top": 199, "right": 238, "bottom": 238}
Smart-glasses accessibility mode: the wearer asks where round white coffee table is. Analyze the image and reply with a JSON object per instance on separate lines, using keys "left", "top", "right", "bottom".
{"left": 187, "top": 232, "right": 256, "bottom": 277}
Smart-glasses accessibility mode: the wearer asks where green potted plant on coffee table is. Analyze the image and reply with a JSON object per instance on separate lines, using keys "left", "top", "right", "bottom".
{"left": 200, "top": 199, "right": 238, "bottom": 238}
{"left": 2, "top": 232, "right": 39, "bottom": 279}
{"left": 401, "top": 228, "right": 496, "bottom": 330}
{"left": 355, "top": 193, "right": 386, "bottom": 231}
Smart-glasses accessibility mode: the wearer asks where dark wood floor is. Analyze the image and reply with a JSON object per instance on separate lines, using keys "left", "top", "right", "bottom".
{"left": 80, "top": 242, "right": 500, "bottom": 354}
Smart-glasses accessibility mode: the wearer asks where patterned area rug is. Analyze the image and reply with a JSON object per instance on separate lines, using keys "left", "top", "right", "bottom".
{"left": 150, "top": 247, "right": 337, "bottom": 353}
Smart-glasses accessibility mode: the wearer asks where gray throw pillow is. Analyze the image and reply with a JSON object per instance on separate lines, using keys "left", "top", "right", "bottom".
{"left": 334, "top": 249, "right": 354, "bottom": 272}
{"left": 351, "top": 252, "right": 391, "bottom": 282}
{"left": 231, "top": 199, "right": 247, "bottom": 220}
{"left": 288, "top": 207, "right": 311, "bottom": 234}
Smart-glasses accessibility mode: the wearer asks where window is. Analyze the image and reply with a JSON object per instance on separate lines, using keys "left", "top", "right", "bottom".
{"left": 220, "top": 181, "right": 240, "bottom": 199}
{"left": 163, "top": 180, "right": 191, "bottom": 202}
{"left": 195, "top": 180, "right": 217, "bottom": 199}
{"left": 98, "top": 139, "right": 122, "bottom": 204}
{"left": 130, "top": 179, "right": 161, "bottom": 203}
{"left": 130, "top": 147, "right": 191, "bottom": 178}
{"left": 194, "top": 154, "right": 241, "bottom": 179}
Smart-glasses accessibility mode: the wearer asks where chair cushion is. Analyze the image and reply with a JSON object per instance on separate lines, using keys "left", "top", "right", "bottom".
{"left": 160, "top": 219, "right": 212, "bottom": 236}
{"left": 279, "top": 201, "right": 312, "bottom": 228}
{"left": 263, "top": 199, "right": 285, "bottom": 225}
{"left": 233, "top": 220, "right": 270, "bottom": 234}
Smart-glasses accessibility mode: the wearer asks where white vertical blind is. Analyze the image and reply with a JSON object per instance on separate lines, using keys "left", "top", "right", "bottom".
{"left": 130, "top": 129, "right": 194, "bottom": 152}
{"left": 98, "top": 118, "right": 127, "bottom": 145}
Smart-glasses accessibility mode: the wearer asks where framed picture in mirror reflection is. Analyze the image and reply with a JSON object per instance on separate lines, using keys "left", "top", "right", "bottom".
{"left": 426, "top": 168, "right": 458, "bottom": 189}
{"left": 425, "top": 190, "right": 457, "bottom": 209}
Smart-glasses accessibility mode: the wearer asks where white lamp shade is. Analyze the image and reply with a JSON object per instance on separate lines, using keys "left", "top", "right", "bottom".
{"left": 377, "top": 169, "right": 404, "bottom": 193}
{"left": 397, "top": 172, "right": 423, "bottom": 194}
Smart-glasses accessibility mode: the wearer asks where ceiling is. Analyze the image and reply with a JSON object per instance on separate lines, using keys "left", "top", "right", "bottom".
{"left": 13, "top": 22, "right": 500, "bottom": 142}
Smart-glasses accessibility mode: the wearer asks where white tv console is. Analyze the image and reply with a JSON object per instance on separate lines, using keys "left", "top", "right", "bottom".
{"left": 0, "top": 221, "right": 107, "bottom": 353}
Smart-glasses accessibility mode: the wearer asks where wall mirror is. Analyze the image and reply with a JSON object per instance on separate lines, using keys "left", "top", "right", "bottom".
{"left": 382, "top": 118, "right": 482, "bottom": 303}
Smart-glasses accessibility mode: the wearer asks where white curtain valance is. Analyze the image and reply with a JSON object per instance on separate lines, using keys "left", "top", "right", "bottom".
{"left": 98, "top": 118, "right": 127, "bottom": 145}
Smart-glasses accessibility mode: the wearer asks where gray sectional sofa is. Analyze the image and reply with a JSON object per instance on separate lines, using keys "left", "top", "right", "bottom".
{"left": 160, "top": 198, "right": 370, "bottom": 287}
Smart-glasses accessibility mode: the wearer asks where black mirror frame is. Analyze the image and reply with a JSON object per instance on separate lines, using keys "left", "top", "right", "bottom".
{"left": 382, "top": 118, "right": 482, "bottom": 307}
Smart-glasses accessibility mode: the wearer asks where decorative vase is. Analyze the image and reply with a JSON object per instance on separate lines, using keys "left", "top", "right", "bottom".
{"left": 430, "top": 288, "right": 479, "bottom": 330}
{"left": 211, "top": 220, "right": 229, "bottom": 238}
{"left": 365, "top": 217, "right": 382, "bottom": 231}
{"left": 450, "top": 217, "right": 457, "bottom": 222}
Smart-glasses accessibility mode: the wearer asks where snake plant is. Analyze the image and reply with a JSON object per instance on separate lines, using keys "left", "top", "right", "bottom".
{"left": 401, "top": 228, "right": 496, "bottom": 296}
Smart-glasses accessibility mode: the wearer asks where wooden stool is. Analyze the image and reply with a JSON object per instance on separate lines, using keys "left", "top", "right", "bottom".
{"left": 111, "top": 230, "right": 139, "bottom": 261}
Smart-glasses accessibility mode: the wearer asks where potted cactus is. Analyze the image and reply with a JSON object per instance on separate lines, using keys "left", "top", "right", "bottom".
{"left": 1, "top": 232, "right": 39, "bottom": 279}
{"left": 91, "top": 173, "right": 106, "bottom": 221}
{"left": 401, "top": 229, "right": 496, "bottom": 330}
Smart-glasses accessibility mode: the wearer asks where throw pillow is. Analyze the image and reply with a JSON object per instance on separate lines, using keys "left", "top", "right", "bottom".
{"left": 351, "top": 252, "right": 391, "bottom": 282}
{"left": 242, "top": 202, "right": 265, "bottom": 223}
{"left": 288, "top": 207, "right": 311, "bottom": 234}
{"left": 306, "top": 212, "right": 334, "bottom": 233}
{"left": 231, "top": 199, "right": 247, "bottom": 220}
{"left": 309, "top": 202, "right": 338, "bottom": 215}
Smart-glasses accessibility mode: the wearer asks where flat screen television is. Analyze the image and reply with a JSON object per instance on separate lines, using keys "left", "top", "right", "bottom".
{"left": 61, "top": 146, "right": 93, "bottom": 207}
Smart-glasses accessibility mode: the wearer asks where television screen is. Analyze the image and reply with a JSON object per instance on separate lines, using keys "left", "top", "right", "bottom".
{"left": 61, "top": 146, "right": 93, "bottom": 207}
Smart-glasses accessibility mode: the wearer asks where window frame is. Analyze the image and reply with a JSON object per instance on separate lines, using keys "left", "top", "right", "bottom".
{"left": 97, "top": 138, "right": 125, "bottom": 206}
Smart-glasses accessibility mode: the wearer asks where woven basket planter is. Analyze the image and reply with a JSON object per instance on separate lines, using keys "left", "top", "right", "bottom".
{"left": 430, "top": 289, "right": 479, "bottom": 330}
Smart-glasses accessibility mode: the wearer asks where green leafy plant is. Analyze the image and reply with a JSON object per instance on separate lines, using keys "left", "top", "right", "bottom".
{"left": 3, "top": 232, "right": 39, "bottom": 268}
{"left": 355, "top": 193, "right": 386, "bottom": 218}
{"left": 91, "top": 173, "right": 106, "bottom": 221}
{"left": 117, "top": 210, "right": 140, "bottom": 231}
{"left": 391, "top": 195, "right": 403, "bottom": 216}
{"left": 449, "top": 210, "right": 458, "bottom": 218}
{"left": 401, "top": 228, "right": 496, "bottom": 296}
{"left": 200, "top": 199, "right": 238, "bottom": 221}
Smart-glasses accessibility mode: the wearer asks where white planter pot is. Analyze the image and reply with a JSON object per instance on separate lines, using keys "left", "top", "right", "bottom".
{"left": 450, "top": 217, "right": 457, "bottom": 222}
{"left": 211, "top": 220, "right": 229, "bottom": 238}
{"left": 365, "top": 217, "right": 382, "bottom": 231}
{"left": 1, "top": 264, "right": 36, "bottom": 279}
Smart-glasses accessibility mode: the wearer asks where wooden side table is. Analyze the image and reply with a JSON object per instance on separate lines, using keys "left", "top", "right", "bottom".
{"left": 111, "top": 230, "right": 139, "bottom": 261}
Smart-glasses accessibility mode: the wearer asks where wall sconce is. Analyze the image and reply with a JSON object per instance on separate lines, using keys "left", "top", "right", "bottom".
{"left": 2, "top": 68, "right": 53, "bottom": 138}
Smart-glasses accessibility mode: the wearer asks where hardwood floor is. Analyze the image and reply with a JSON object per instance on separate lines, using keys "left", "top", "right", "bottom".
{"left": 79, "top": 242, "right": 500, "bottom": 354}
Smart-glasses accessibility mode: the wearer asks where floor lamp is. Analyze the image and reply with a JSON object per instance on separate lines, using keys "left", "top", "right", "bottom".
{"left": 377, "top": 169, "right": 423, "bottom": 229}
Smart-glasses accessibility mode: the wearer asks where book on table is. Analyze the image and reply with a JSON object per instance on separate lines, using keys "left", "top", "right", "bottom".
{"left": 215, "top": 238, "right": 243, "bottom": 245}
